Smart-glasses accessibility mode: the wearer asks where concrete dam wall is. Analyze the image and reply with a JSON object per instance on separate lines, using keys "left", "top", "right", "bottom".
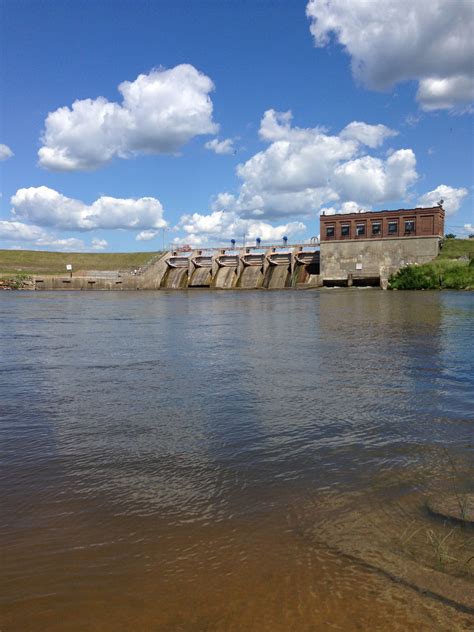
{"left": 34, "top": 246, "right": 321, "bottom": 291}
{"left": 156, "top": 247, "right": 321, "bottom": 290}
{"left": 32, "top": 238, "right": 442, "bottom": 291}
{"left": 320, "top": 236, "right": 442, "bottom": 289}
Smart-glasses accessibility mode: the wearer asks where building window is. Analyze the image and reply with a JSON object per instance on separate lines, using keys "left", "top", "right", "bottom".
{"left": 388, "top": 221, "right": 398, "bottom": 234}
{"left": 326, "top": 226, "right": 335, "bottom": 237}
{"left": 372, "top": 222, "right": 381, "bottom": 235}
{"left": 405, "top": 220, "right": 415, "bottom": 234}
{"left": 341, "top": 224, "right": 350, "bottom": 237}
{"left": 356, "top": 224, "right": 365, "bottom": 236}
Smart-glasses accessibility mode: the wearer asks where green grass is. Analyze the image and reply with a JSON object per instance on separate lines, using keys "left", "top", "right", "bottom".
{"left": 0, "top": 250, "right": 161, "bottom": 276}
{"left": 437, "top": 238, "right": 474, "bottom": 260}
{"left": 389, "top": 239, "right": 474, "bottom": 290}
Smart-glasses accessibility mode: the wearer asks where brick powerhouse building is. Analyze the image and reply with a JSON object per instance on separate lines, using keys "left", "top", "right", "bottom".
{"left": 319, "top": 206, "right": 445, "bottom": 288}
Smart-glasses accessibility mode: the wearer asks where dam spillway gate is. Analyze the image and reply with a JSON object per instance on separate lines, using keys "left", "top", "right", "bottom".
{"left": 158, "top": 245, "right": 321, "bottom": 290}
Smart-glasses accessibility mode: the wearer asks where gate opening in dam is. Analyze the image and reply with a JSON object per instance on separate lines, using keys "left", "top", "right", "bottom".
{"left": 155, "top": 245, "right": 321, "bottom": 290}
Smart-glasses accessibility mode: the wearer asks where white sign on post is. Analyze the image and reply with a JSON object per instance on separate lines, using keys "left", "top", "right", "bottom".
{"left": 66, "top": 264, "right": 72, "bottom": 271}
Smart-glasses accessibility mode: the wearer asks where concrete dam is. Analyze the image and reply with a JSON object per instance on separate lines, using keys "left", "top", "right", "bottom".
{"left": 31, "top": 207, "right": 445, "bottom": 291}
{"left": 159, "top": 246, "right": 320, "bottom": 290}
{"left": 34, "top": 245, "right": 321, "bottom": 290}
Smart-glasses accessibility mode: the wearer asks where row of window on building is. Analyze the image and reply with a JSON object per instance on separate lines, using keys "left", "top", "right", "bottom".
{"left": 325, "top": 219, "right": 415, "bottom": 239}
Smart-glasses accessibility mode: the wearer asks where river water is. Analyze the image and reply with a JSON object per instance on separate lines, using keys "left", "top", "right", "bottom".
{"left": 1, "top": 290, "right": 473, "bottom": 631}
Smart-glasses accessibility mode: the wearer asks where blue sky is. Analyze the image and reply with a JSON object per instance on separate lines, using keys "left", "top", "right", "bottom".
{"left": 1, "top": 0, "right": 473, "bottom": 252}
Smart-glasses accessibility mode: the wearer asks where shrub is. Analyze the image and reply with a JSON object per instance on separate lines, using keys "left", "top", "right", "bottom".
{"left": 389, "top": 261, "right": 474, "bottom": 290}
{"left": 389, "top": 265, "right": 439, "bottom": 290}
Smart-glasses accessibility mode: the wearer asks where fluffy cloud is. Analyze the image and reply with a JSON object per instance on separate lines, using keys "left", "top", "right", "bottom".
{"left": 177, "top": 209, "right": 306, "bottom": 246}
{"left": 332, "top": 150, "right": 417, "bottom": 204}
{"left": 35, "top": 236, "right": 86, "bottom": 251}
{"left": 417, "top": 185, "right": 468, "bottom": 216}
{"left": 136, "top": 230, "right": 158, "bottom": 241}
{"left": 463, "top": 224, "right": 474, "bottom": 235}
{"left": 204, "top": 138, "right": 235, "bottom": 155}
{"left": 306, "top": 0, "right": 474, "bottom": 111}
{"left": 416, "top": 76, "right": 474, "bottom": 112}
{"left": 91, "top": 238, "right": 108, "bottom": 250}
{"left": 0, "top": 144, "right": 13, "bottom": 160}
{"left": 340, "top": 122, "right": 398, "bottom": 148}
{"left": 320, "top": 201, "right": 367, "bottom": 216}
{"left": 38, "top": 64, "right": 218, "bottom": 170}
{"left": 11, "top": 186, "right": 167, "bottom": 230}
{"left": 0, "top": 220, "right": 44, "bottom": 241}
{"left": 213, "top": 110, "right": 415, "bottom": 219}
{"left": 0, "top": 221, "right": 114, "bottom": 252}
{"left": 0, "top": 220, "right": 87, "bottom": 251}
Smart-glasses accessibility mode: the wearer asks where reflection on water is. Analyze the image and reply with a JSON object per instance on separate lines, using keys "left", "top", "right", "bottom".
{"left": 1, "top": 290, "right": 473, "bottom": 630}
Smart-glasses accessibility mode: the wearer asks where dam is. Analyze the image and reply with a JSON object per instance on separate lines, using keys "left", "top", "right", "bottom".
{"left": 32, "top": 206, "right": 446, "bottom": 291}
{"left": 33, "top": 244, "right": 321, "bottom": 291}
{"left": 158, "top": 245, "right": 321, "bottom": 291}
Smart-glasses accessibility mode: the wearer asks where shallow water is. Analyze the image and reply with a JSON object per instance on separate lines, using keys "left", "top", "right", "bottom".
{"left": 1, "top": 290, "right": 473, "bottom": 631}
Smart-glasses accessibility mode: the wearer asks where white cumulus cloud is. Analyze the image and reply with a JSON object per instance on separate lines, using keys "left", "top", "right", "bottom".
{"left": 417, "top": 184, "right": 468, "bottom": 216}
{"left": 212, "top": 110, "right": 416, "bottom": 220}
{"left": 38, "top": 64, "right": 218, "bottom": 171}
{"left": 35, "top": 236, "right": 86, "bottom": 251}
{"left": 0, "top": 220, "right": 44, "bottom": 241}
{"left": 0, "top": 220, "right": 88, "bottom": 251}
{"left": 91, "top": 238, "right": 108, "bottom": 250}
{"left": 11, "top": 186, "right": 167, "bottom": 231}
{"left": 0, "top": 221, "right": 116, "bottom": 252}
{"left": 340, "top": 122, "right": 398, "bottom": 148}
{"left": 0, "top": 144, "right": 14, "bottom": 160}
{"left": 306, "top": 0, "right": 474, "bottom": 111}
{"left": 320, "top": 201, "right": 367, "bottom": 216}
{"left": 204, "top": 138, "right": 235, "bottom": 155}
{"left": 178, "top": 209, "right": 306, "bottom": 246}
{"left": 136, "top": 230, "right": 158, "bottom": 241}
{"left": 332, "top": 150, "right": 417, "bottom": 205}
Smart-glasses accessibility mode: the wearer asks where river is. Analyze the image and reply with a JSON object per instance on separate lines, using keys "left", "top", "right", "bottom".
{"left": 1, "top": 289, "right": 473, "bottom": 631}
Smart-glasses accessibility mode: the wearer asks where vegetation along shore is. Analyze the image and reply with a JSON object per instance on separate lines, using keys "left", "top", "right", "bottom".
{"left": 389, "top": 238, "right": 474, "bottom": 290}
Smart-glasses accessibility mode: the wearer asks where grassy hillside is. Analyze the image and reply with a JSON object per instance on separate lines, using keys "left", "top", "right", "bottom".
{"left": 437, "top": 238, "right": 474, "bottom": 260}
{"left": 0, "top": 249, "right": 161, "bottom": 276}
{"left": 389, "top": 239, "right": 474, "bottom": 290}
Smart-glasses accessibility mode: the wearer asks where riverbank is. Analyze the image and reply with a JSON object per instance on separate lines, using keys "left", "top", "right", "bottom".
{"left": 0, "top": 274, "right": 34, "bottom": 290}
{"left": 389, "top": 239, "right": 474, "bottom": 290}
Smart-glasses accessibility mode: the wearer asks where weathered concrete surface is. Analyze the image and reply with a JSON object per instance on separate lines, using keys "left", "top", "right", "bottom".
{"left": 320, "top": 236, "right": 441, "bottom": 286}
{"left": 133, "top": 252, "right": 170, "bottom": 289}
{"left": 34, "top": 276, "right": 136, "bottom": 290}
{"left": 33, "top": 247, "right": 323, "bottom": 290}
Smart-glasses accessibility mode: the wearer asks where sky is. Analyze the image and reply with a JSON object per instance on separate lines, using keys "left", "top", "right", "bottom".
{"left": 1, "top": 0, "right": 473, "bottom": 252}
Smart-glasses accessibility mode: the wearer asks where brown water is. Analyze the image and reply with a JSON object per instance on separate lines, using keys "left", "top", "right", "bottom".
{"left": 1, "top": 290, "right": 473, "bottom": 631}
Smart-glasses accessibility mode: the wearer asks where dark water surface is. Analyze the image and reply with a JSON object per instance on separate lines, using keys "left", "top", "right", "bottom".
{"left": 1, "top": 290, "right": 473, "bottom": 631}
